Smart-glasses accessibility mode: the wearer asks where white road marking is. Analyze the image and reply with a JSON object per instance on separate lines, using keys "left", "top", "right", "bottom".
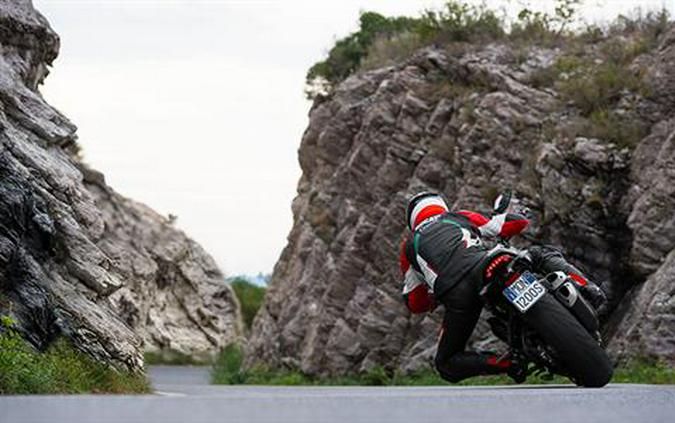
{"left": 154, "top": 391, "right": 187, "bottom": 397}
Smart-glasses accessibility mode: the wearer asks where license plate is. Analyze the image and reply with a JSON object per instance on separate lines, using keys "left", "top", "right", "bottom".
{"left": 503, "top": 271, "right": 546, "bottom": 313}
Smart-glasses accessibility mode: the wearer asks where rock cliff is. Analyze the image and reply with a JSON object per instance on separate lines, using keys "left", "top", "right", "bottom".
{"left": 248, "top": 23, "right": 675, "bottom": 374}
{"left": 0, "top": 1, "right": 242, "bottom": 371}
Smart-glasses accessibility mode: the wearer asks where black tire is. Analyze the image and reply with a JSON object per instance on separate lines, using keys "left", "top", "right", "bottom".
{"left": 523, "top": 293, "right": 613, "bottom": 387}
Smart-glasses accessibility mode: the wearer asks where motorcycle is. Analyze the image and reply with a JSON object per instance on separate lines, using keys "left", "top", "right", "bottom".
{"left": 479, "top": 190, "right": 613, "bottom": 387}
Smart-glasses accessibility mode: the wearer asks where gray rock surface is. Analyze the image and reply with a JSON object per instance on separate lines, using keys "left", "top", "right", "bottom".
{"left": 607, "top": 120, "right": 675, "bottom": 362}
{"left": 248, "top": 27, "right": 675, "bottom": 374}
{"left": 0, "top": 0, "right": 242, "bottom": 371}
{"left": 607, "top": 29, "right": 675, "bottom": 363}
{"left": 609, "top": 249, "right": 675, "bottom": 362}
{"left": 86, "top": 172, "right": 243, "bottom": 361}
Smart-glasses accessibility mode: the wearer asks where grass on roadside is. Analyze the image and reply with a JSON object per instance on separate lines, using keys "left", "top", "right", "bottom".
{"left": 0, "top": 316, "right": 150, "bottom": 395}
{"left": 144, "top": 350, "right": 207, "bottom": 366}
{"left": 612, "top": 360, "right": 675, "bottom": 385}
{"left": 212, "top": 344, "right": 675, "bottom": 386}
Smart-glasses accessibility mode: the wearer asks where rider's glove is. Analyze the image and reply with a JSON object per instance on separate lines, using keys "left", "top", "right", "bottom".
{"left": 513, "top": 204, "right": 533, "bottom": 220}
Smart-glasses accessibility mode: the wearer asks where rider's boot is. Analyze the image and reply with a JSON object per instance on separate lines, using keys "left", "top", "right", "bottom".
{"left": 528, "top": 245, "right": 607, "bottom": 314}
{"left": 485, "top": 352, "right": 527, "bottom": 384}
{"left": 569, "top": 275, "right": 607, "bottom": 312}
{"left": 506, "top": 361, "right": 527, "bottom": 384}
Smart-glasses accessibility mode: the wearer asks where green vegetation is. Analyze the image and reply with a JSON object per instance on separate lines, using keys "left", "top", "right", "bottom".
{"left": 570, "top": 109, "right": 650, "bottom": 149}
{"left": 212, "top": 344, "right": 675, "bottom": 386}
{"left": 539, "top": 19, "right": 665, "bottom": 147}
{"left": 613, "top": 359, "right": 675, "bottom": 384}
{"left": 306, "top": 2, "right": 505, "bottom": 98}
{"left": 0, "top": 316, "right": 150, "bottom": 394}
{"left": 530, "top": 43, "right": 652, "bottom": 148}
{"left": 306, "top": 1, "right": 612, "bottom": 98}
{"left": 229, "top": 277, "right": 266, "bottom": 330}
{"left": 527, "top": 9, "right": 668, "bottom": 148}
{"left": 529, "top": 54, "right": 588, "bottom": 89}
{"left": 531, "top": 9, "right": 669, "bottom": 90}
{"left": 306, "top": 12, "right": 423, "bottom": 97}
{"left": 510, "top": 0, "right": 583, "bottom": 45}
{"left": 144, "top": 350, "right": 205, "bottom": 366}
{"left": 556, "top": 50, "right": 647, "bottom": 117}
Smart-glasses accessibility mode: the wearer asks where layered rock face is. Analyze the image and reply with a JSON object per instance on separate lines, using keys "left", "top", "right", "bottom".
{"left": 608, "top": 116, "right": 675, "bottom": 361}
{"left": 0, "top": 1, "right": 241, "bottom": 371}
{"left": 85, "top": 171, "right": 243, "bottom": 362}
{"left": 248, "top": 27, "right": 675, "bottom": 374}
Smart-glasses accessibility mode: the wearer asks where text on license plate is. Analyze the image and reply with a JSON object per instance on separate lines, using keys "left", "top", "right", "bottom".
{"left": 503, "top": 272, "right": 546, "bottom": 313}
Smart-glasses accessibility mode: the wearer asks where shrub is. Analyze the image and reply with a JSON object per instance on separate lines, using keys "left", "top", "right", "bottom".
{"left": 358, "top": 365, "right": 390, "bottom": 386}
{"left": 144, "top": 350, "right": 205, "bottom": 366}
{"left": 526, "top": 7, "right": 668, "bottom": 121}
{"left": 510, "top": 14, "right": 556, "bottom": 46}
{"left": 417, "top": 1, "right": 505, "bottom": 45}
{"left": 571, "top": 110, "right": 649, "bottom": 149}
{"left": 306, "top": 11, "right": 420, "bottom": 98}
{"left": 528, "top": 54, "right": 586, "bottom": 88}
{"left": 229, "top": 277, "right": 266, "bottom": 329}
{"left": 609, "top": 9, "right": 670, "bottom": 42}
{"left": 211, "top": 343, "right": 247, "bottom": 384}
{"left": 0, "top": 316, "right": 149, "bottom": 394}
{"left": 307, "top": 0, "right": 591, "bottom": 97}
{"left": 212, "top": 344, "right": 314, "bottom": 385}
{"left": 306, "top": 2, "right": 507, "bottom": 99}
{"left": 360, "top": 31, "right": 425, "bottom": 71}
{"left": 305, "top": 1, "right": 669, "bottom": 104}
{"left": 558, "top": 60, "right": 644, "bottom": 116}
{"left": 529, "top": 33, "right": 652, "bottom": 123}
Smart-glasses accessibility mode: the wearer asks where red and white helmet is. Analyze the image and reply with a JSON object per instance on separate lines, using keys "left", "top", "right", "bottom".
{"left": 406, "top": 192, "right": 448, "bottom": 230}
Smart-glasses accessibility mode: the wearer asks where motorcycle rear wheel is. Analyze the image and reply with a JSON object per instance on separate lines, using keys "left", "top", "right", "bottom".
{"left": 523, "top": 293, "right": 613, "bottom": 387}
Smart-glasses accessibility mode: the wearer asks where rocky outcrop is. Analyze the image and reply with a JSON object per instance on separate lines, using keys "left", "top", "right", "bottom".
{"left": 606, "top": 29, "right": 675, "bottom": 363}
{"left": 0, "top": 1, "right": 242, "bottom": 371}
{"left": 609, "top": 249, "right": 675, "bottom": 362}
{"left": 607, "top": 120, "right": 675, "bottom": 362}
{"left": 84, "top": 171, "right": 243, "bottom": 362}
{"left": 248, "top": 26, "right": 675, "bottom": 373}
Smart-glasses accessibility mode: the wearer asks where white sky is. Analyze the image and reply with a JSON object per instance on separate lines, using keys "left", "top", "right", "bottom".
{"left": 34, "top": 0, "right": 672, "bottom": 276}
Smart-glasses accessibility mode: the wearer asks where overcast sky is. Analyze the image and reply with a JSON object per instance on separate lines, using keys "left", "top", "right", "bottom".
{"left": 34, "top": 0, "right": 672, "bottom": 277}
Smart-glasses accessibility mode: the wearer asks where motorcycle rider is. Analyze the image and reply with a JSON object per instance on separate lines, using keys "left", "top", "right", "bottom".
{"left": 400, "top": 191, "right": 607, "bottom": 383}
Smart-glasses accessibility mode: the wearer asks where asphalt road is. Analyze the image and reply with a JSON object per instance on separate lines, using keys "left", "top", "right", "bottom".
{"left": 1, "top": 366, "right": 674, "bottom": 423}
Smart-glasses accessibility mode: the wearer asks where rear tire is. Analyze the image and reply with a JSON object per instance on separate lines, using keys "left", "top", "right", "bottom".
{"left": 523, "top": 294, "right": 613, "bottom": 387}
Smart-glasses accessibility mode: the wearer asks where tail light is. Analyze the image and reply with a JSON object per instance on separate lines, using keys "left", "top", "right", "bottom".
{"left": 484, "top": 254, "right": 513, "bottom": 280}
